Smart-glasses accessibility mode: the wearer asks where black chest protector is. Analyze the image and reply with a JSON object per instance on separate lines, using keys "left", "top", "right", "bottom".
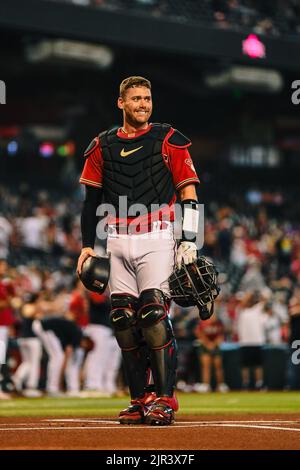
{"left": 99, "top": 123, "right": 175, "bottom": 215}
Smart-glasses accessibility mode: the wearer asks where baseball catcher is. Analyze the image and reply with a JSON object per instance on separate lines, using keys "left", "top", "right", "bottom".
{"left": 77, "top": 76, "right": 202, "bottom": 426}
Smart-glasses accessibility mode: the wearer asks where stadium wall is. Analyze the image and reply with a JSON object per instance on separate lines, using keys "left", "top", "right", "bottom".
{"left": 1, "top": 0, "right": 300, "bottom": 70}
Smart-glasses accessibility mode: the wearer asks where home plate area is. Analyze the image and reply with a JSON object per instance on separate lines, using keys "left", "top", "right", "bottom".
{"left": 0, "top": 416, "right": 300, "bottom": 450}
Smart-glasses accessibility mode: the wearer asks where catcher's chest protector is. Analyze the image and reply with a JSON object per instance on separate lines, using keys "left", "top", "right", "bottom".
{"left": 100, "top": 124, "right": 175, "bottom": 213}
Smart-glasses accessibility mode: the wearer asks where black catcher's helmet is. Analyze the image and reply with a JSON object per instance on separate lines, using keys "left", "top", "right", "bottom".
{"left": 79, "top": 255, "right": 110, "bottom": 294}
{"left": 168, "top": 256, "right": 220, "bottom": 320}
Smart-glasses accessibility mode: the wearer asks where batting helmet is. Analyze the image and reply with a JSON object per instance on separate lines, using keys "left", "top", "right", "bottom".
{"left": 168, "top": 256, "right": 220, "bottom": 320}
{"left": 79, "top": 255, "right": 110, "bottom": 294}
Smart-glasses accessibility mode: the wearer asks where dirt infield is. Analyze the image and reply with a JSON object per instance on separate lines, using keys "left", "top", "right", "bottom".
{"left": 0, "top": 414, "right": 300, "bottom": 450}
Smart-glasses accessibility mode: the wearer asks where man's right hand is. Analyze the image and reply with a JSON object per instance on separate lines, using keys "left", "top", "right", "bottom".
{"left": 176, "top": 241, "right": 197, "bottom": 270}
{"left": 77, "top": 247, "right": 97, "bottom": 275}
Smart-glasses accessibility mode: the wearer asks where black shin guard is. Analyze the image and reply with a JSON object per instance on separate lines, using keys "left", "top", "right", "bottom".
{"left": 121, "top": 342, "right": 150, "bottom": 399}
{"left": 138, "top": 289, "right": 178, "bottom": 397}
{"left": 149, "top": 338, "right": 178, "bottom": 397}
{"left": 110, "top": 294, "right": 150, "bottom": 400}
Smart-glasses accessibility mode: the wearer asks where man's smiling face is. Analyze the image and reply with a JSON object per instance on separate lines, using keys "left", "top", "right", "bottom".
{"left": 118, "top": 86, "right": 153, "bottom": 128}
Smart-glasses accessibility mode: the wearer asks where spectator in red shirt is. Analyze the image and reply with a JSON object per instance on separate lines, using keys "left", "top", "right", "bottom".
{"left": 194, "top": 314, "right": 229, "bottom": 393}
{"left": 0, "top": 259, "right": 16, "bottom": 399}
{"left": 68, "top": 278, "right": 89, "bottom": 328}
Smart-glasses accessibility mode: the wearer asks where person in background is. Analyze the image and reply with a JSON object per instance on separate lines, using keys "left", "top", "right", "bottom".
{"left": 0, "top": 259, "right": 16, "bottom": 399}
{"left": 237, "top": 291, "right": 267, "bottom": 390}
{"left": 83, "top": 290, "right": 121, "bottom": 396}
{"left": 12, "top": 293, "right": 42, "bottom": 397}
{"left": 287, "top": 286, "right": 300, "bottom": 389}
{"left": 32, "top": 313, "right": 93, "bottom": 396}
{"left": 69, "top": 277, "right": 89, "bottom": 329}
{"left": 194, "top": 313, "right": 229, "bottom": 393}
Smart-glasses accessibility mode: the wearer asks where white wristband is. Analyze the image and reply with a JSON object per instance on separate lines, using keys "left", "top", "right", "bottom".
{"left": 183, "top": 207, "right": 199, "bottom": 235}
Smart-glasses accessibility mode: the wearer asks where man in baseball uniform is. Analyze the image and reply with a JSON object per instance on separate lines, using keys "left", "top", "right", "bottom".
{"left": 32, "top": 315, "right": 93, "bottom": 396}
{"left": 77, "top": 76, "right": 200, "bottom": 425}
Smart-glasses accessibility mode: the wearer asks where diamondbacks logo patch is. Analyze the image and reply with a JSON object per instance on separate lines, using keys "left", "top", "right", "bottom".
{"left": 185, "top": 158, "right": 195, "bottom": 173}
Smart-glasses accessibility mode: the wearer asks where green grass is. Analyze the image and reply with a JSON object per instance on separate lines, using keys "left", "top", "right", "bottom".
{"left": 0, "top": 392, "right": 300, "bottom": 417}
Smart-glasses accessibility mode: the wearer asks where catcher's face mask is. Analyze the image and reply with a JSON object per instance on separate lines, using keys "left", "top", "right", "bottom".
{"left": 168, "top": 256, "right": 220, "bottom": 320}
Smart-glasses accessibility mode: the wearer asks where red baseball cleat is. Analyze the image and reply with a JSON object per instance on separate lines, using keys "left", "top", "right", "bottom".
{"left": 168, "top": 392, "right": 179, "bottom": 412}
{"left": 119, "top": 391, "right": 156, "bottom": 425}
{"left": 144, "top": 397, "right": 176, "bottom": 426}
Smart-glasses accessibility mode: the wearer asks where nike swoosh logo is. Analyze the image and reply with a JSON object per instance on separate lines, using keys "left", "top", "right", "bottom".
{"left": 120, "top": 146, "right": 143, "bottom": 157}
{"left": 112, "top": 316, "right": 123, "bottom": 322}
{"left": 141, "top": 310, "right": 154, "bottom": 320}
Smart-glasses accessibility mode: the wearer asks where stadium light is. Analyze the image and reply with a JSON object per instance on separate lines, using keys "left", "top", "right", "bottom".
{"left": 205, "top": 66, "right": 283, "bottom": 93}
{"left": 39, "top": 142, "right": 55, "bottom": 158}
{"left": 7, "top": 141, "right": 18, "bottom": 156}
{"left": 242, "top": 34, "right": 266, "bottom": 59}
{"left": 57, "top": 141, "right": 76, "bottom": 157}
{"left": 25, "top": 40, "right": 114, "bottom": 69}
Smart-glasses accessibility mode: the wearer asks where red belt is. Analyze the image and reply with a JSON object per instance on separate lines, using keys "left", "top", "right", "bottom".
{"left": 108, "top": 221, "right": 171, "bottom": 235}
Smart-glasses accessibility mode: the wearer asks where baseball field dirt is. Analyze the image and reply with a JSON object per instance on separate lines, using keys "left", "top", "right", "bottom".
{"left": 0, "top": 392, "right": 299, "bottom": 450}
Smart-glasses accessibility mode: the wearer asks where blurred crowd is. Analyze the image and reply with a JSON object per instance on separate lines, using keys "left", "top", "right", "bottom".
{"left": 47, "top": 0, "right": 300, "bottom": 36}
{"left": 0, "top": 181, "right": 300, "bottom": 398}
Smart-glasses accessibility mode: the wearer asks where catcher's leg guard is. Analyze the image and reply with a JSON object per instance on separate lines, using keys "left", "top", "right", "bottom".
{"left": 110, "top": 294, "right": 149, "bottom": 400}
{"left": 138, "top": 289, "right": 177, "bottom": 398}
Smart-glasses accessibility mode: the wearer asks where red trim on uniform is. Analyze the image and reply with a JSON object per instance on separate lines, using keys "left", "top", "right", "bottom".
{"left": 151, "top": 339, "right": 173, "bottom": 351}
{"left": 121, "top": 346, "right": 140, "bottom": 352}
{"left": 175, "top": 178, "right": 200, "bottom": 190}
{"left": 84, "top": 136, "right": 100, "bottom": 157}
{"left": 146, "top": 368, "right": 152, "bottom": 386}
{"left": 79, "top": 177, "right": 102, "bottom": 188}
{"left": 168, "top": 141, "right": 192, "bottom": 149}
{"left": 80, "top": 140, "right": 103, "bottom": 188}
{"left": 140, "top": 313, "right": 168, "bottom": 326}
{"left": 110, "top": 220, "right": 173, "bottom": 235}
{"left": 164, "top": 128, "right": 192, "bottom": 149}
{"left": 116, "top": 125, "right": 152, "bottom": 139}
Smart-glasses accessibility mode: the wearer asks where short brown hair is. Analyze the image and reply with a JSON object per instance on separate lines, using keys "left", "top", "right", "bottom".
{"left": 119, "top": 76, "right": 151, "bottom": 98}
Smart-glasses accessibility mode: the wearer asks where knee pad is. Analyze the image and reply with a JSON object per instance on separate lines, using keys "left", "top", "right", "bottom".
{"left": 137, "top": 289, "right": 167, "bottom": 328}
{"left": 110, "top": 294, "right": 137, "bottom": 332}
{"left": 110, "top": 294, "right": 139, "bottom": 351}
{"left": 138, "top": 289, "right": 174, "bottom": 349}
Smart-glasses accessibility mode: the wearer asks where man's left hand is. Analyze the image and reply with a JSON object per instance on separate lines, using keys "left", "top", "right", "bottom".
{"left": 77, "top": 247, "right": 97, "bottom": 275}
{"left": 176, "top": 241, "right": 197, "bottom": 269}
